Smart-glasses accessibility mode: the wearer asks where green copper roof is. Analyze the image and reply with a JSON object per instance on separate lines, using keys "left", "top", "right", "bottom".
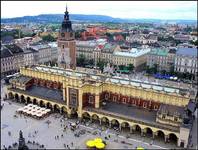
{"left": 150, "top": 48, "right": 168, "bottom": 56}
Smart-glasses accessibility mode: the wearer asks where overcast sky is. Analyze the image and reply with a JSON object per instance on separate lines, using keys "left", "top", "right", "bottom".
{"left": 1, "top": 1, "right": 197, "bottom": 20}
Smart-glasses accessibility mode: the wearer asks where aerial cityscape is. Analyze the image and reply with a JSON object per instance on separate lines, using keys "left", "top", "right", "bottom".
{"left": 1, "top": 1, "right": 197, "bottom": 150}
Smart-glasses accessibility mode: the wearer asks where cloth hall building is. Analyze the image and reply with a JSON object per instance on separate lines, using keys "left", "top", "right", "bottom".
{"left": 6, "top": 65, "right": 196, "bottom": 148}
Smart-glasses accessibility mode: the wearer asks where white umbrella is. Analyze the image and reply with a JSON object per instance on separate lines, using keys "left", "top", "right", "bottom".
{"left": 31, "top": 112, "right": 37, "bottom": 116}
{"left": 41, "top": 111, "right": 47, "bottom": 115}
{"left": 17, "top": 108, "right": 24, "bottom": 112}
{"left": 24, "top": 106, "right": 29, "bottom": 109}
{"left": 40, "top": 108, "right": 46, "bottom": 111}
{"left": 27, "top": 104, "right": 33, "bottom": 107}
{"left": 35, "top": 106, "right": 41, "bottom": 110}
{"left": 36, "top": 113, "right": 42, "bottom": 117}
{"left": 26, "top": 111, "right": 32, "bottom": 114}
{"left": 44, "top": 109, "right": 51, "bottom": 113}
{"left": 32, "top": 105, "right": 37, "bottom": 108}
{"left": 36, "top": 110, "right": 42, "bottom": 113}
{"left": 22, "top": 109, "right": 28, "bottom": 113}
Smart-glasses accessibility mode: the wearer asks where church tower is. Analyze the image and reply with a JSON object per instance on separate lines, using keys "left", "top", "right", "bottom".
{"left": 57, "top": 5, "right": 76, "bottom": 69}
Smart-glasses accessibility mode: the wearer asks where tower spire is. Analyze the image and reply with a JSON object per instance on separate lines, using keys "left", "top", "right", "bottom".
{"left": 64, "top": 4, "right": 69, "bottom": 20}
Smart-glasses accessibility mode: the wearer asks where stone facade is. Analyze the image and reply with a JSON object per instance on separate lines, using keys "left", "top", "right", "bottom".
{"left": 147, "top": 48, "right": 176, "bottom": 71}
{"left": 174, "top": 48, "right": 197, "bottom": 74}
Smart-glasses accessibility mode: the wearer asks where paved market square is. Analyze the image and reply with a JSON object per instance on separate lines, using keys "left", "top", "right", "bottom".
{"left": 1, "top": 100, "right": 178, "bottom": 149}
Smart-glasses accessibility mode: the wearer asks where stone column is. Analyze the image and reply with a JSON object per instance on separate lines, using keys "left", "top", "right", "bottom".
{"left": 165, "top": 135, "right": 169, "bottom": 143}
{"left": 141, "top": 129, "right": 144, "bottom": 136}
{"left": 130, "top": 127, "right": 133, "bottom": 134}
{"left": 67, "top": 109, "right": 72, "bottom": 118}
{"left": 152, "top": 132, "right": 156, "bottom": 139}
{"left": 99, "top": 119, "right": 102, "bottom": 125}
{"left": 119, "top": 125, "right": 122, "bottom": 131}
{"left": 109, "top": 122, "right": 112, "bottom": 128}
{"left": 95, "top": 94, "right": 100, "bottom": 108}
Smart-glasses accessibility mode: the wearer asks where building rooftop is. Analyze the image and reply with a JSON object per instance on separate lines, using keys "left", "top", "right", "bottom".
{"left": 30, "top": 44, "right": 50, "bottom": 51}
{"left": 158, "top": 104, "right": 185, "bottom": 117}
{"left": 10, "top": 85, "right": 64, "bottom": 104}
{"left": 176, "top": 48, "right": 197, "bottom": 57}
{"left": 5, "top": 44, "right": 24, "bottom": 54}
{"left": 10, "top": 75, "right": 33, "bottom": 85}
{"left": 1, "top": 46, "right": 13, "bottom": 58}
{"left": 85, "top": 101, "right": 179, "bottom": 132}
{"left": 149, "top": 48, "right": 168, "bottom": 56}
{"left": 29, "top": 65, "right": 192, "bottom": 97}
{"left": 113, "top": 48, "right": 150, "bottom": 58}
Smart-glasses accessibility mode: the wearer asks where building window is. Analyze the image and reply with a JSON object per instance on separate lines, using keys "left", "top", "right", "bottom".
{"left": 162, "top": 114, "right": 166, "bottom": 119}
{"left": 154, "top": 105, "right": 158, "bottom": 110}
{"left": 174, "top": 117, "right": 178, "bottom": 122}
{"left": 88, "top": 96, "right": 94, "bottom": 104}
{"left": 105, "top": 94, "right": 108, "bottom": 100}
{"left": 123, "top": 98, "right": 126, "bottom": 103}
{"left": 113, "top": 96, "right": 117, "bottom": 102}
{"left": 62, "top": 45, "right": 64, "bottom": 49}
{"left": 143, "top": 102, "right": 147, "bottom": 108}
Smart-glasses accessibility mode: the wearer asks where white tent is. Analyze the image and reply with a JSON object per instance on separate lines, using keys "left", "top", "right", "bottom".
{"left": 26, "top": 111, "right": 32, "bottom": 114}
{"left": 22, "top": 109, "right": 28, "bottom": 113}
{"left": 36, "top": 113, "right": 42, "bottom": 117}
{"left": 24, "top": 106, "right": 29, "bottom": 109}
{"left": 31, "top": 112, "right": 37, "bottom": 116}
{"left": 40, "top": 108, "right": 46, "bottom": 111}
{"left": 27, "top": 104, "right": 33, "bottom": 107}
{"left": 17, "top": 108, "right": 24, "bottom": 112}
{"left": 44, "top": 109, "right": 51, "bottom": 113}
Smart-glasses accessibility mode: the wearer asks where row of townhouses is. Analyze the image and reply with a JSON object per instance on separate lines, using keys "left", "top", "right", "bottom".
{"left": 1, "top": 40, "right": 197, "bottom": 77}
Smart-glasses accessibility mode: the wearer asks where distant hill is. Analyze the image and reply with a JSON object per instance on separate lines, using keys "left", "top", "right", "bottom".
{"left": 1, "top": 14, "right": 197, "bottom": 25}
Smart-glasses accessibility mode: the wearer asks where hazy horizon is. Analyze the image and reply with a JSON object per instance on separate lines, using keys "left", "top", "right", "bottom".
{"left": 1, "top": 1, "right": 197, "bottom": 20}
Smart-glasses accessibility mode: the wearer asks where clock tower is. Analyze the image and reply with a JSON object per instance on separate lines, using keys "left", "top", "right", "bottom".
{"left": 57, "top": 6, "right": 76, "bottom": 69}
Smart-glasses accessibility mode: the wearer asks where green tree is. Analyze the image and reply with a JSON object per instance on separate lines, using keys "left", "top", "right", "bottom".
{"left": 161, "top": 70, "right": 166, "bottom": 75}
{"left": 169, "top": 65, "right": 175, "bottom": 75}
{"left": 77, "top": 54, "right": 86, "bottom": 67}
{"left": 118, "top": 65, "right": 125, "bottom": 70}
{"left": 97, "top": 60, "right": 107, "bottom": 71}
{"left": 42, "top": 34, "right": 56, "bottom": 42}
{"left": 152, "top": 64, "right": 158, "bottom": 74}
{"left": 146, "top": 65, "right": 151, "bottom": 74}
{"left": 127, "top": 64, "right": 134, "bottom": 73}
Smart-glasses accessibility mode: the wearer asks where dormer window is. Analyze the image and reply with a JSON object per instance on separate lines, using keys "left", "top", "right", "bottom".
{"left": 162, "top": 114, "right": 166, "bottom": 119}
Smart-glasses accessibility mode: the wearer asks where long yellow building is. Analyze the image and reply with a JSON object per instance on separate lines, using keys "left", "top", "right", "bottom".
{"left": 6, "top": 65, "right": 196, "bottom": 148}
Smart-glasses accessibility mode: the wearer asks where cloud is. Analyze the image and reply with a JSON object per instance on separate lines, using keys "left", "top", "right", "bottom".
{"left": 1, "top": 1, "right": 197, "bottom": 20}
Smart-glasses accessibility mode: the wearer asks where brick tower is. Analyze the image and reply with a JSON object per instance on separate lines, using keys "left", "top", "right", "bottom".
{"left": 57, "top": 5, "right": 76, "bottom": 69}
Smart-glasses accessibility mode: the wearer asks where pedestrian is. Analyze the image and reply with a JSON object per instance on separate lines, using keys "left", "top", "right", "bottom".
{"left": 108, "top": 135, "right": 111, "bottom": 138}
{"left": 61, "top": 134, "right": 63, "bottom": 138}
{"left": 67, "top": 145, "right": 68, "bottom": 148}
{"left": 71, "top": 142, "right": 73, "bottom": 146}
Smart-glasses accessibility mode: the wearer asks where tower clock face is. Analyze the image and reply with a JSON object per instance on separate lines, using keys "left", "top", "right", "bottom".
{"left": 61, "top": 33, "right": 65, "bottom": 37}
